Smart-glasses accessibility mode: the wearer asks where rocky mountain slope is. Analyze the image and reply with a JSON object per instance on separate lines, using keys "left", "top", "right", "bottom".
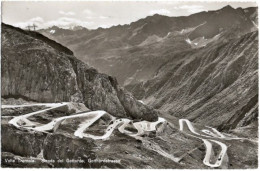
{"left": 39, "top": 6, "right": 257, "bottom": 85}
{"left": 1, "top": 23, "right": 158, "bottom": 121}
{"left": 127, "top": 31, "right": 258, "bottom": 136}
{"left": 1, "top": 9, "right": 258, "bottom": 168}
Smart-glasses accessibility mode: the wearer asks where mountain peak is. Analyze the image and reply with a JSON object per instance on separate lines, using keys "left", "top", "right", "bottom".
{"left": 221, "top": 5, "right": 234, "bottom": 11}
{"left": 70, "top": 25, "right": 87, "bottom": 31}
{"left": 48, "top": 25, "right": 60, "bottom": 30}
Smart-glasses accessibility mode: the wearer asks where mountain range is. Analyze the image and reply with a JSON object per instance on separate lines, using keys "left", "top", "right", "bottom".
{"left": 37, "top": 5, "right": 258, "bottom": 135}
{"left": 39, "top": 5, "right": 258, "bottom": 86}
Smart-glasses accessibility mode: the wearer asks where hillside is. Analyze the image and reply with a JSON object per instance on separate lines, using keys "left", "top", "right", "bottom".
{"left": 1, "top": 23, "right": 158, "bottom": 121}
{"left": 126, "top": 31, "right": 258, "bottom": 136}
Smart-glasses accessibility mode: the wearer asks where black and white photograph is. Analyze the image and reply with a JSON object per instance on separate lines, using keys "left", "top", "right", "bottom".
{"left": 0, "top": 0, "right": 258, "bottom": 169}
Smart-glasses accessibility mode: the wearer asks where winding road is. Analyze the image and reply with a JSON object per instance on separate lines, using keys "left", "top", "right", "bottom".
{"left": 2, "top": 103, "right": 65, "bottom": 109}
{"left": 179, "top": 119, "right": 228, "bottom": 168}
{"left": 8, "top": 102, "right": 68, "bottom": 129}
{"left": 5, "top": 104, "right": 177, "bottom": 163}
{"left": 5, "top": 103, "right": 243, "bottom": 168}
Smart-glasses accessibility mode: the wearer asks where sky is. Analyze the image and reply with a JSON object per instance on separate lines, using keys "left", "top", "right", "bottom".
{"left": 2, "top": 1, "right": 258, "bottom": 30}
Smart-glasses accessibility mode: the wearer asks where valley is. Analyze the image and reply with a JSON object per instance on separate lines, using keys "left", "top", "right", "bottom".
{"left": 1, "top": 4, "right": 258, "bottom": 169}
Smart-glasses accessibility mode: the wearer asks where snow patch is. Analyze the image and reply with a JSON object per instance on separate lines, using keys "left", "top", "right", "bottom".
{"left": 185, "top": 39, "right": 192, "bottom": 44}
{"left": 138, "top": 100, "right": 144, "bottom": 104}
{"left": 252, "top": 21, "right": 258, "bottom": 28}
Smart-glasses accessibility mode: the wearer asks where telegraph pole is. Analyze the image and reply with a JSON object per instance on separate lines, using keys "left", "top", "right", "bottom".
{"left": 32, "top": 23, "right": 38, "bottom": 31}
{"left": 26, "top": 24, "right": 38, "bottom": 31}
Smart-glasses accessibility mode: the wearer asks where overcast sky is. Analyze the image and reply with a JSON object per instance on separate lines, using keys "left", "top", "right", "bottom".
{"left": 2, "top": 1, "right": 257, "bottom": 30}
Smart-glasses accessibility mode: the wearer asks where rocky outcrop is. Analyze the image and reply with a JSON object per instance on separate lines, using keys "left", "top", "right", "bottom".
{"left": 1, "top": 23, "right": 158, "bottom": 121}
{"left": 42, "top": 133, "right": 98, "bottom": 168}
{"left": 1, "top": 123, "right": 46, "bottom": 157}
